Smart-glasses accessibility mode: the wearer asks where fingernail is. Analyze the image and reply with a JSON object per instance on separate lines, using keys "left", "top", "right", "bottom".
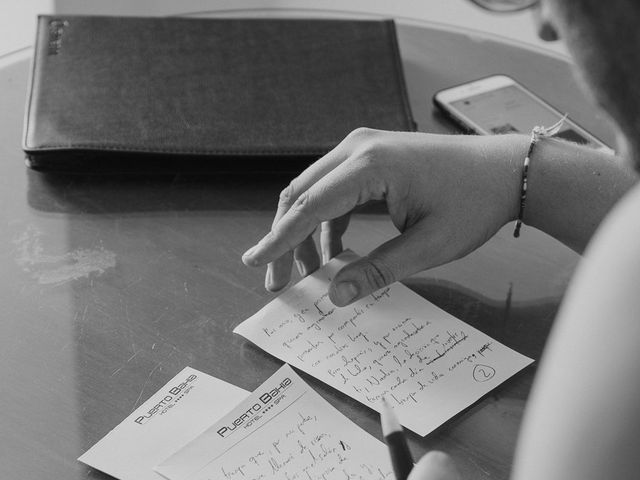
{"left": 295, "top": 260, "right": 306, "bottom": 276}
{"left": 265, "top": 266, "right": 274, "bottom": 290}
{"left": 331, "top": 282, "right": 358, "bottom": 306}
{"left": 242, "top": 245, "right": 258, "bottom": 265}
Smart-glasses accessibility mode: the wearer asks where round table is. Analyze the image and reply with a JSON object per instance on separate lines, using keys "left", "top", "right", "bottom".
{"left": 0, "top": 12, "right": 608, "bottom": 480}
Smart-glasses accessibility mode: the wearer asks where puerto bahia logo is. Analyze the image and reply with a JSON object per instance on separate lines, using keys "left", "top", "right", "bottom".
{"left": 134, "top": 373, "right": 199, "bottom": 425}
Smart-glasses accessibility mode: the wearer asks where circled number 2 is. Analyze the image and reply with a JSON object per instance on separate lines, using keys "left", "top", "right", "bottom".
{"left": 472, "top": 364, "right": 496, "bottom": 382}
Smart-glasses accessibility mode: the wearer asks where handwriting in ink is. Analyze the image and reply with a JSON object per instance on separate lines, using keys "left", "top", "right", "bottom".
{"left": 216, "top": 407, "right": 390, "bottom": 480}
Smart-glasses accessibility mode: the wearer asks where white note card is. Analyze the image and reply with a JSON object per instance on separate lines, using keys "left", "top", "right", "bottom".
{"left": 78, "top": 367, "right": 249, "bottom": 480}
{"left": 234, "top": 250, "right": 533, "bottom": 436}
{"left": 156, "top": 364, "right": 392, "bottom": 480}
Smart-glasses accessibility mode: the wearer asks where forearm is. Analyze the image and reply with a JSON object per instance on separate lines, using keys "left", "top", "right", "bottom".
{"left": 516, "top": 136, "right": 637, "bottom": 252}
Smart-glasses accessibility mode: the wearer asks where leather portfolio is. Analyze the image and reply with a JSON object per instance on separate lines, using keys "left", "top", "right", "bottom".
{"left": 22, "top": 15, "right": 415, "bottom": 173}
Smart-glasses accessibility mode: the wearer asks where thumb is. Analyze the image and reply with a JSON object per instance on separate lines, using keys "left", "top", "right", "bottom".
{"left": 328, "top": 226, "right": 434, "bottom": 306}
{"left": 408, "top": 451, "right": 461, "bottom": 480}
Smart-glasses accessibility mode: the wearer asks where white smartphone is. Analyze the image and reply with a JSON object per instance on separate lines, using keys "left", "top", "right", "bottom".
{"left": 433, "top": 74, "right": 612, "bottom": 153}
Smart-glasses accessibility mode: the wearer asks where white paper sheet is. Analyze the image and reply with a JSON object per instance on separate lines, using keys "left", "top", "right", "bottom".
{"left": 78, "top": 367, "right": 249, "bottom": 480}
{"left": 234, "top": 250, "right": 533, "bottom": 436}
{"left": 156, "top": 364, "right": 393, "bottom": 480}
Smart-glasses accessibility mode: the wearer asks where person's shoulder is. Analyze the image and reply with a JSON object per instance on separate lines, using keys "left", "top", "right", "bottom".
{"left": 512, "top": 180, "right": 640, "bottom": 480}
{"left": 568, "top": 181, "right": 640, "bottom": 317}
{"left": 588, "top": 180, "right": 640, "bottom": 264}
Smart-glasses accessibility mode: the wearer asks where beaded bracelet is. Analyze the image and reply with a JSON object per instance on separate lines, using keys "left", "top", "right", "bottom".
{"left": 513, "top": 115, "right": 567, "bottom": 238}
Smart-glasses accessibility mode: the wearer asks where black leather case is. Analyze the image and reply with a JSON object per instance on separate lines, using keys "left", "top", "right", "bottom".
{"left": 23, "top": 15, "right": 415, "bottom": 173}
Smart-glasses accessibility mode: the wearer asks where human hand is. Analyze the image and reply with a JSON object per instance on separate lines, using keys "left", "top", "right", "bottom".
{"left": 408, "top": 451, "right": 461, "bottom": 480}
{"left": 242, "top": 128, "right": 526, "bottom": 306}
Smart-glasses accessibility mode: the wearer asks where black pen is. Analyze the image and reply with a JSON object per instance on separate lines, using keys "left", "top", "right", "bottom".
{"left": 380, "top": 397, "right": 414, "bottom": 480}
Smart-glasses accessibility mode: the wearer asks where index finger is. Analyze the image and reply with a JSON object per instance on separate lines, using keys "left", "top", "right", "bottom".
{"left": 265, "top": 140, "right": 353, "bottom": 287}
{"left": 243, "top": 159, "right": 380, "bottom": 266}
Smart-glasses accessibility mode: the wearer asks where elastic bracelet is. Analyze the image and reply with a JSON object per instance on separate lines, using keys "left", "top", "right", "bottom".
{"left": 513, "top": 115, "right": 567, "bottom": 238}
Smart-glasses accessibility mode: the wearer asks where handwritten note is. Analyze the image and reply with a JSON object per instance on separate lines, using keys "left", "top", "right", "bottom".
{"left": 156, "top": 364, "right": 392, "bottom": 480}
{"left": 234, "top": 250, "right": 533, "bottom": 436}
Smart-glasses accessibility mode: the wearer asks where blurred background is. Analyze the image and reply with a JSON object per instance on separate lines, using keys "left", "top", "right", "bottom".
{"left": 2, "top": 0, "right": 567, "bottom": 66}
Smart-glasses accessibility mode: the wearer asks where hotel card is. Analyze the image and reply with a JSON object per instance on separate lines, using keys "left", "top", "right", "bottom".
{"left": 78, "top": 367, "right": 248, "bottom": 480}
{"left": 156, "top": 364, "right": 392, "bottom": 480}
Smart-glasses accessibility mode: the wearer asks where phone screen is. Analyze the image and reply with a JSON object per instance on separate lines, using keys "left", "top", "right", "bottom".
{"left": 450, "top": 84, "right": 594, "bottom": 146}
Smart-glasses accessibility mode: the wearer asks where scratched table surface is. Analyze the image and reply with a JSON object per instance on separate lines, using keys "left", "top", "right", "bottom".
{"left": 0, "top": 14, "right": 611, "bottom": 480}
